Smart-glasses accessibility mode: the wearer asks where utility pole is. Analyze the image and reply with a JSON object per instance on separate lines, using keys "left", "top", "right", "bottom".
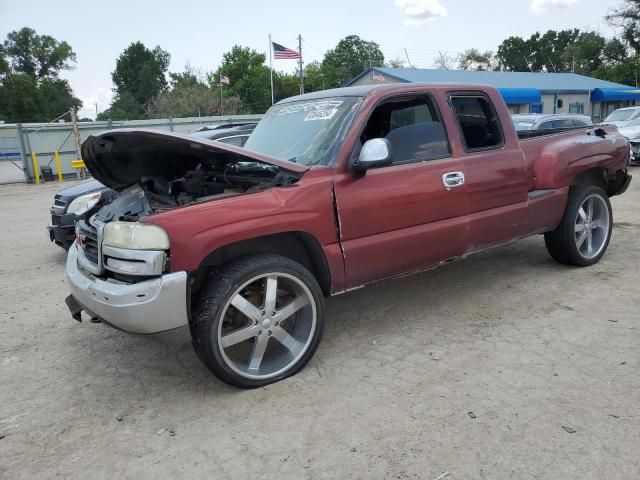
{"left": 404, "top": 48, "right": 413, "bottom": 68}
{"left": 94, "top": 103, "right": 98, "bottom": 118}
{"left": 269, "top": 34, "right": 275, "bottom": 104}
{"left": 219, "top": 81, "right": 223, "bottom": 116}
{"left": 298, "top": 34, "right": 304, "bottom": 95}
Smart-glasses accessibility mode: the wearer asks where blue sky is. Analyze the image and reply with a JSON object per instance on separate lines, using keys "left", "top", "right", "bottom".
{"left": 0, "top": 0, "right": 622, "bottom": 118}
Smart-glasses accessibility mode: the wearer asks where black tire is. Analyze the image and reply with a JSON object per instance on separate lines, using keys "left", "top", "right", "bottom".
{"left": 544, "top": 185, "right": 613, "bottom": 267}
{"left": 191, "top": 254, "right": 325, "bottom": 388}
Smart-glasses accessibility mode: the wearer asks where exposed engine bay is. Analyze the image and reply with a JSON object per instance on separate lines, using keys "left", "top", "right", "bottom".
{"left": 81, "top": 129, "right": 307, "bottom": 223}
{"left": 95, "top": 162, "right": 298, "bottom": 223}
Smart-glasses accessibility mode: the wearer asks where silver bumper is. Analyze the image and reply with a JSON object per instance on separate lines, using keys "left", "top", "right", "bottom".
{"left": 66, "top": 243, "right": 189, "bottom": 334}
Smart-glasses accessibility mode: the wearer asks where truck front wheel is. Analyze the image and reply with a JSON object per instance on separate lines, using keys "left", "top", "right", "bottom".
{"left": 544, "top": 185, "right": 613, "bottom": 266}
{"left": 192, "top": 255, "right": 325, "bottom": 388}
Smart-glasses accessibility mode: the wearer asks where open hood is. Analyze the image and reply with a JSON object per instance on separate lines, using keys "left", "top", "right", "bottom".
{"left": 81, "top": 129, "right": 308, "bottom": 191}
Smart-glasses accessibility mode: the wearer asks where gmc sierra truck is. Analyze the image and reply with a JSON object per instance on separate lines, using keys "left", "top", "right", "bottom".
{"left": 65, "top": 84, "right": 631, "bottom": 388}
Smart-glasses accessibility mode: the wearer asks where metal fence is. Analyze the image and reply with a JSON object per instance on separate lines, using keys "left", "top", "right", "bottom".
{"left": 0, "top": 114, "right": 263, "bottom": 184}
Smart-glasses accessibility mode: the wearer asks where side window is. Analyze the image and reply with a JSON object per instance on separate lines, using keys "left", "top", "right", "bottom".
{"left": 551, "top": 119, "right": 574, "bottom": 129}
{"left": 572, "top": 119, "right": 587, "bottom": 127}
{"left": 538, "top": 121, "right": 553, "bottom": 130}
{"left": 361, "top": 96, "right": 450, "bottom": 164}
{"left": 450, "top": 95, "right": 503, "bottom": 150}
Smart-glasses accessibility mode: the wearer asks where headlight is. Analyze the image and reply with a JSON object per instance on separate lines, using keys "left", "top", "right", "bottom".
{"left": 103, "top": 222, "right": 170, "bottom": 250}
{"left": 67, "top": 192, "right": 102, "bottom": 215}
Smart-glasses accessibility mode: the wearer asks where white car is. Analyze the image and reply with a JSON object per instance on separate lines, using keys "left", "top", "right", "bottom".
{"left": 512, "top": 114, "right": 593, "bottom": 132}
{"left": 617, "top": 118, "right": 640, "bottom": 165}
{"left": 602, "top": 106, "right": 640, "bottom": 128}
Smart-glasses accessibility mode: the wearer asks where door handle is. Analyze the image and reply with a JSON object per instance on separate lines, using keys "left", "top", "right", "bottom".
{"left": 442, "top": 171, "right": 465, "bottom": 189}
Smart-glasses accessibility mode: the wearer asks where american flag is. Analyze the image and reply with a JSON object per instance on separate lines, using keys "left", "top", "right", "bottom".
{"left": 372, "top": 70, "right": 385, "bottom": 83}
{"left": 272, "top": 42, "right": 301, "bottom": 60}
{"left": 220, "top": 74, "right": 230, "bottom": 85}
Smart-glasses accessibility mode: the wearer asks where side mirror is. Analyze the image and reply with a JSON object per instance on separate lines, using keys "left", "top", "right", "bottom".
{"left": 353, "top": 138, "right": 392, "bottom": 172}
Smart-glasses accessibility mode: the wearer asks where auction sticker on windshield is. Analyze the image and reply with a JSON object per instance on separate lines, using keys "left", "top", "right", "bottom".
{"left": 276, "top": 100, "right": 344, "bottom": 121}
{"left": 304, "top": 108, "right": 339, "bottom": 121}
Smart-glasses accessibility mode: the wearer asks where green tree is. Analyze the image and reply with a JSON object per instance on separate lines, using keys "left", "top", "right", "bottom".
{"left": 100, "top": 42, "right": 170, "bottom": 119}
{"left": 215, "top": 45, "right": 271, "bottom": 113}
{"left": 563, "top": 31, "right": 606, "bottom": 75}
{"left": 303, "top": 61, "right": 326, "bottom": 92}
{"left": 145, "top": 65, "right": 218, "bottom": 118}
{"left": 607, "top": 0, "right": 640, "bottom": 53}
{"left": 3, "top": 27, "right": 76, "bottom": 79}
{"left": 97, "top": 91, "right": 144, "bottom": 121}
{"left": 0, "top": 28, "right": 81, "bottom": 122}
{"left": 321, "top": 35, "right": 384, "bottom": 87}
{"left": 602, "top": 38, "right": 629, "bottom": 65}
{"left": 458, "top": 49, "right": 495, "bottom": 71}
{"left": 497, "top": 36, "right": 533, "bottom": 71}
{"left": 0, "top": 45, "right": 9, "bottom": 78}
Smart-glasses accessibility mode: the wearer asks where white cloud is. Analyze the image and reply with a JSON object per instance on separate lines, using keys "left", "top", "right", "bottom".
{"left": 78, "top": 87, "right": 113, "bottom": 120}
{"left": 395, "top": 0, "right": 448, "bottom": 26}
{"left": 530, "top": 0, "right": 578, "bottom": 15}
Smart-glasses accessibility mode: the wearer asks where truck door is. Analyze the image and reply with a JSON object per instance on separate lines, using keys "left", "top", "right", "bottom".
{"left": 333, "top": 94, "right": 469, "bottom": 288}
{"left": 448, "top": 93, "right": 529, "bottom": 251}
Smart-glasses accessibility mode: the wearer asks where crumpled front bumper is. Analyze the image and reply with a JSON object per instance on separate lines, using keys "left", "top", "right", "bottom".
{"left": 65, "top": 243, "right": 189, "bottom": 334}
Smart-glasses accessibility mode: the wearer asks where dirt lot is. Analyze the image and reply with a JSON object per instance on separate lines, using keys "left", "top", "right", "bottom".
{"left": 1, "top": 174, "right": 639, "bottom": 480}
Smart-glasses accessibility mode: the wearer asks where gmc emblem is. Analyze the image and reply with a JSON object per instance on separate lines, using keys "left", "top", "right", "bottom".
{"left": 76, "top": 233, "right": 86, "bottom": 248}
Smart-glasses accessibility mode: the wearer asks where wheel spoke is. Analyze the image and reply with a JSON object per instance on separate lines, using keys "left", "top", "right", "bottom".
{"left": 586, "top": 199, "right": 594, "bottom": 222}
{"left": 578, "top": 207, "right": 588, "bottom": 222}
{"left": 248, "top": 335, "right": 269, "bottom": 371}
{"left": 576, "top": 229, "right": 588, "bottom": 249}
{"left": 231, "top": 293, "right": 263, "bottom": 322}
{"left": 575, "top": 222, "right": 586, "bottom": 233}
{"left": 586, "top": 230, "right": 593, "bottom": 256}
{"left": 273, "top": 295, "right": 308, "bottom": 324}
{"left": 264, "top": 276, "right": 278, "bottom": 316}
{"left": 220, "top": 324, "right": 260, "bottom": 348}
{"left": 271, "top": 326, "right": 299, "bottom": 352}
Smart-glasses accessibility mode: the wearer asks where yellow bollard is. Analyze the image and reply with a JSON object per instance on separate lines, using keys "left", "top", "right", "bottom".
{"left": 31, "top": 152, "right": 40, "bottom": 185}
{"left": 54, "top": 150, "right": 63, "bottom": 182}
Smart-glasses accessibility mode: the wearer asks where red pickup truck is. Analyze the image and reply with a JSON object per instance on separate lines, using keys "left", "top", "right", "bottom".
{"left": 65, "top": 84, "right": 631, "bottom": 388}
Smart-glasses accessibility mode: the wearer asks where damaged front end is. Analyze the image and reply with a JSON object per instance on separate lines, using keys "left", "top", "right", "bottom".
{"left": 65, "top": 129, "right": 307, "bottom": 334}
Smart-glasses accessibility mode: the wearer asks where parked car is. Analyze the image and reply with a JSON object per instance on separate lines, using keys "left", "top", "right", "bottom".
{"left": 512, "top": 114, "right": 593, "bottom": 132}
{"left": 615, "top": 118, "right": 640, "bottom": 165}
{"left": 601, "top": 106, "right": 640, "bottom": 128}
{"left": 64, "top": 84, "right": 631, "bottom": 388}
{"left": 47, "top": 125, "right": 256, "bottom": 249}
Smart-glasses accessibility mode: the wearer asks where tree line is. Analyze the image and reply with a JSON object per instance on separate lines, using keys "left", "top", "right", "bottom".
{"left": 2, "top": 0, "right": 640, "bottom": 123}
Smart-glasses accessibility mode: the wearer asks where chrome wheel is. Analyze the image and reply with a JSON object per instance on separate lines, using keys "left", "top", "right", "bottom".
{"left": 216, "top": 272, "right": 317, "bottom": 380}
{"left": 574, "top": 193, "right": 610, "bottom": 260}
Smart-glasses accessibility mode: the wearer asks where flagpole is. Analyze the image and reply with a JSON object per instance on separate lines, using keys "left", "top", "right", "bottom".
{"left": 298, "top": 34, "right": 304, "bottom": 95}
{"left": 219, "top": 81, "right": 223, "bottom": 116}
{"left": 269, "top": 34, "right": 274, "bottom": 105}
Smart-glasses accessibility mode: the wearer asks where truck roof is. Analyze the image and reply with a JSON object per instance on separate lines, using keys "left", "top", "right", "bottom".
{"left": 277, "top": 83, "right": 498, "bottom": 104}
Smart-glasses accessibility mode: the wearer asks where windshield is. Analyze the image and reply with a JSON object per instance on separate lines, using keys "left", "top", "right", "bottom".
{"left": 243, "top": 97, "right": 362, "bottom": 166}
{"left": 605, "top": 109, "right": 639, "bottom": 122}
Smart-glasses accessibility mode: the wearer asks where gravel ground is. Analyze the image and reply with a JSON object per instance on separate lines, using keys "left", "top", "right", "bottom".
{"left": 1, "top": 174, "right": 639, "bottom": 480}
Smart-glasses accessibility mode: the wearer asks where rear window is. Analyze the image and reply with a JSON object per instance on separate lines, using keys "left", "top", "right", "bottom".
{"left": 450, "top": 95, "right": 503, "bottom": 150}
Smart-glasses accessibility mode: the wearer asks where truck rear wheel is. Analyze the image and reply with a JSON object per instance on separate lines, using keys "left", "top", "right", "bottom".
{"left": 544, "top": 185, "right": 612, "bottom": 266}
{"left": 191, "top": 255, "right": 325, "bottom": 388}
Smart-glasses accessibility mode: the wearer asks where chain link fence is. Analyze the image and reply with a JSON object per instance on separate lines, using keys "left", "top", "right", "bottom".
{"left": 0, "top": 114, "right": 262, "bottom": 184}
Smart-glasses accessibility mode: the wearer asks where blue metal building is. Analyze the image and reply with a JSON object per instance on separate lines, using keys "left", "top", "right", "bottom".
{"left": 347, "top": 68, "right": 640, "bottom": 122}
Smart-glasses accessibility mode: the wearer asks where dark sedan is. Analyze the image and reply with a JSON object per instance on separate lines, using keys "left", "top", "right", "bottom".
{"left": 47, "top": 124, "right": 256, "bottom": 250}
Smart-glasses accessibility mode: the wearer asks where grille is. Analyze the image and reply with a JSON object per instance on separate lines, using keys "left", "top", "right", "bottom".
{"left": 54, "top": 196, "right": 66, "bottom": 207}
{"left": 78, "top": 221, "right": 99, "bottom": 265}
{"left": 51, "top": 215, "right": 61, "bottom": 226}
